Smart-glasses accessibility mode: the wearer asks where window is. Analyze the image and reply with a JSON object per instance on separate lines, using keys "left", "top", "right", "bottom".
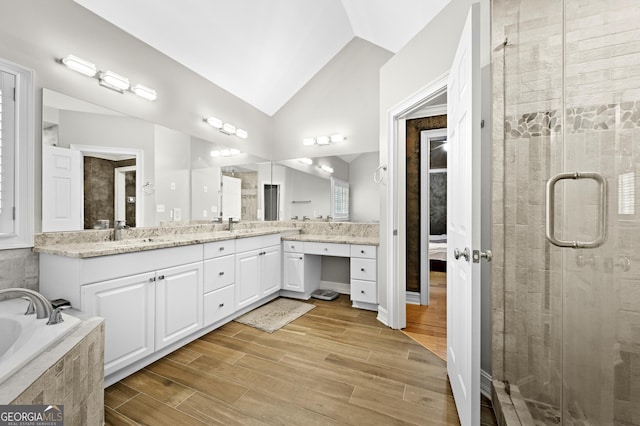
{"left": 0, "top": 59, "right": 33, "bottom": 248}
{"left": 331, "top": 177, "right": 349, "bottom": 221}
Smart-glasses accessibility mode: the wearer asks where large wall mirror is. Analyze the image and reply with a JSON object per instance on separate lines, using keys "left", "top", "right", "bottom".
{"left": 41, "top": 89, "right": 380, "bottom": 232}
{"left": 272, "top": 151, "right": 380, "bottom": 223}
{"left": 42, "top": 89, "right": 269, "bottom": 231}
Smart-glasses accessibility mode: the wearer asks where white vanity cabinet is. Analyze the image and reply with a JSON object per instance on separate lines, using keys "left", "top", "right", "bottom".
{"left": 80, "top": 271, "right": 155, "bottom": 377}
{"left": 281, "top": 241, "right": 321, "bottom": 299}
{"left": 349, "top": 244, "right": 377, "bottom": 310}
{"left": 40, "top": 244, "right": 203, "bottom": 379}
{"left": 235, "top": 234, "right": 281, "bottom": 310}
{"left": 203, "top": 239, "right": 236, "bottom": 326}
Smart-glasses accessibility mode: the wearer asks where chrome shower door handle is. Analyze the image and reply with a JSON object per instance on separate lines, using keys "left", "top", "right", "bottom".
{"left": 545, "top": 171, "right": 607, "bottom": 249}
{"left": 454, "top": 247, "right": 470, "bottom": 262}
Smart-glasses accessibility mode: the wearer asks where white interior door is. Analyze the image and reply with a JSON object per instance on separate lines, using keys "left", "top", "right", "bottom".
{"left": 221, "top": 175, "right": 241, "bottom": 220}
{"left": 42, "top": 145, "right": 83, "bottom": 231}
{"left": 446, "top": 4, "right": 481, "bottom": 425}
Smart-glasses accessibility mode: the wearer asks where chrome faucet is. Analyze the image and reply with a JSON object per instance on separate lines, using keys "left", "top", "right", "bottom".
{"left": 0, "top": 288, "right": 54, "bottom": 321}
{"left": 228, "top": 217, "right": 239, "bottom": 231}
{"left": 114, "top": 220, "right": 129, "bottom": 241}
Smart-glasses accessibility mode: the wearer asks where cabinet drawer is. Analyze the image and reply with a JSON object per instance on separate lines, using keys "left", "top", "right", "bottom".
{"left": 351, "top": 279, "right": 377, "bottom": 304}
{"left": 203, "top": 285, "right": 235, "bottom": 326}
{"left": 203, "top": 239, "right": 235, "bottom": 259}
{"left": 351, "top": 244, "right": 376, "bottom": 259}
{"left": 236, "top": 234, "right": 281, "bottom": 253}
{"left": 350, "top": 258, "right": 376, "bottom": 281}
{"left": 204, "top": 255, "right": 235, "bottom": 292}
{"left": 283, "top": 241, "right": 304, "bottom": 253}
{"left": 304, "top": 241, "right": 350, "bottom": 257}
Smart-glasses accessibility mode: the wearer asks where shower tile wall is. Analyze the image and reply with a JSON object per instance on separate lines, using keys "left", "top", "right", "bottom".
{"left": 0, "top": 249, "right": 38, "bottom": 296}
{"left": 492, "top": 0, "right": 640, "bottom": 424}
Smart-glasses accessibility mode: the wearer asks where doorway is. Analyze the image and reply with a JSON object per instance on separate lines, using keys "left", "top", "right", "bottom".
{"left": 263, "top": 184, "right": 280, "bottom": 221}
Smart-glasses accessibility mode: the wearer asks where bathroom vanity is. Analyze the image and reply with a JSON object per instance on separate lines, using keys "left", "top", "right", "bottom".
{"left": 35, "top": 222, "right": 378, "bottom": 386}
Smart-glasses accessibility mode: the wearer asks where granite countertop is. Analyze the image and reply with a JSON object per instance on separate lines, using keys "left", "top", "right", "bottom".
{"left": 34, "top": 228, "right": 299, "bottom": 258}
{"left": 281, "top": 233, "right": 379, "bottom": 246}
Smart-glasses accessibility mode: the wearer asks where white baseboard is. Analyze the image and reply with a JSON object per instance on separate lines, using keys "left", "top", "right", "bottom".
{"left": 481, "top": 369, "right": 492, "bottom": 399}
{"left": 406, "top": 291, "right": 421, "bottom": 305}
{"left": 377, "top": 306, "right": 388, "bottom": 326}
{"left": 320, "top": 280, "right": 350, "bottom": 294}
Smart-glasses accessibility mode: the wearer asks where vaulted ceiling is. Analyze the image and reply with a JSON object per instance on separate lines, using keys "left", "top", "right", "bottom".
{"left": 73, "top": 0, "right": 450, "bottom": 116}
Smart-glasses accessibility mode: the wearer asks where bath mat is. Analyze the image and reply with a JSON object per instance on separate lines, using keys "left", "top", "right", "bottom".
{"left": 234, "top": 298, "right": 315, "bottom": 333}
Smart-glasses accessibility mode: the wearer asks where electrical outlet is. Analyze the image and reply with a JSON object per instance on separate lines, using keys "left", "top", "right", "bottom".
{"left": 170, "top": 182, "right": 176, "bottom": 190}
{"left": 156, "top": 204, "right": 165, "bottom": 213}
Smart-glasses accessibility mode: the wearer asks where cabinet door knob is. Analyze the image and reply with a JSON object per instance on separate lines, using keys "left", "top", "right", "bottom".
{"left": 220, "top": 247, "right": 225, "bottom": 251}
{"left": 149, "top": 277, "right": 155, "bottom": 282}
{"left": 361, "top": 250, "right": 365, "bottom": 254}
{"left": 324, "top": 248, "right": 328, "bottom": 251}
{"left": 158, "top": 275, "right": 165, "bottom": 280}
{"left": 361, "top": 268, "right": 365, "bottom": 272}
{"left": 361, "top": 290, "right": 365, "bottom": 294}
{"left": 299, "top": 257, "right": 303, "bottom": 260}
{"left": 219, "top": 271, "right": 225, "bottom": 276}
{"left": 219, "top": 303, "right": 224, "bottom": 307}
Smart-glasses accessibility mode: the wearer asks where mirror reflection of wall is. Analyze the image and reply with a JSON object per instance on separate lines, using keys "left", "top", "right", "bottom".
{"left": 274, "top": 151, "right": 379, "bottom": 222}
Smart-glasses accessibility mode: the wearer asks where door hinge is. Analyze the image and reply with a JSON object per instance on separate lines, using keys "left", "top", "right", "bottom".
{"left": 480, "top": 119, "right": 485, "bottom": 128}
{"left": 393, "top": 229, "right": 398, "bottom": 236}
{"left": 12, "top": 207, "right": 16, "bottom": 220}
{"left": 13, "top": 88, "right": 16, "bottom": 101}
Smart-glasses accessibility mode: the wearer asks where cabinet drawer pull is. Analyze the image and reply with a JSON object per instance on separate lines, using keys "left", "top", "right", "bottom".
{"left": 324, "top": 248, "right": 328, "bottom": 251}
{"left": 219, "top": 271, "right": 225, "bottom": 276}
{"left": 149, "top": 277, "right": 156, "bottom": 282}
{"left": 361, "top": 268, "right": 365, "bottom": 272}
{"left": 158, "top": 275, "right": 165, "bottom": 280}
{"left": 361, "top": 250, "right": 365, "bottom": 254}
{"left": 299, "top": 257, "right": 303, "bottom": 260}
{"left": 219, "top": 303, "right": 224, "bottom": 307}
{"left": 361, "top": 290, "right": 365, "bottom": 294}
{"left": 219, "top": 247, "right": 225, "bottom": 251}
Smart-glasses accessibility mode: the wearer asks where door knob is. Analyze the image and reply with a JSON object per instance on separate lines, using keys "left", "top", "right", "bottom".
{"left": 453, "top": 247, "right": 470, "bottom": 262}
{"left": 473, "top": 249, "right": 493, "bottom": 263}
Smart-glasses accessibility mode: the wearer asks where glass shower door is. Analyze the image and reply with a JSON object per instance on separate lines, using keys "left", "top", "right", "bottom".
{"left": 495, "top": 0, "right": 640, "bottom": 424}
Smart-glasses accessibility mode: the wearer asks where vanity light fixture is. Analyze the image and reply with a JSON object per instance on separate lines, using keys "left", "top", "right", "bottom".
{"left": 320, "top": 165, "right": 334, "bottom": 173}
{"left": 330, "top": 134, "right": 345, "bottom": 143}
{"left": 303, "top": 134, "right": 346, "bottom": 146}
{"left": 298, "top": 158, "right": 313, "bottom": 165}
{"left": 132, "top": 84, "right": 158, "bottom": 101}
{"left": 99, "top": 70, "right": 130, "bottom": 92}
{"left": 61, "top": 54, "right": 97, "bottom": 77}
{"left": 316, "top": 136, "right": 331, "bottom": 145}
{"left": 59, "top": 54, "right": 157, "bottom": 101}
{"left": 205, "top": 116, "right": 248, "bottom": 140}
{"left": 235, "top": 128, "right": 248, "bottom": 139}
{"left": 221, "top": 123, "right": 237, "bottom": 135}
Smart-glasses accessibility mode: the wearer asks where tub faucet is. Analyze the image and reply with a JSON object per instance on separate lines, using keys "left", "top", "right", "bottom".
{"left": 0, "top": 288, "right": 54, "bottom": 320}
{"left": 114, "top": 220, "right": 129, "bottom": 241}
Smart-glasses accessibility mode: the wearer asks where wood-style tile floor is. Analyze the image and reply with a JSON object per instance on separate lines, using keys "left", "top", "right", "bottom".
{"left": 402, "top": 271, "right": 448, "bottom": 360}
{"left": 104, "top": 295, "right": 462, "bottom": 425}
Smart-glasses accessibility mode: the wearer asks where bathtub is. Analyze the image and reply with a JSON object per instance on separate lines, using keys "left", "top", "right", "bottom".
{"left": 0, "top": 298, "right": 80, "bottom": 383}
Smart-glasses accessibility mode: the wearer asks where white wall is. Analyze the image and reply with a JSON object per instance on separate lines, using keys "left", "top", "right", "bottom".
{"left": 378, "top": 0, "right": 492, "bottom": 376}
{"left": 272, "top": 37, "right": 392, "bottom": 161}
{"left": 154, "top": 125, "right": 191, "bottom": 223}
{"left": 0, "top": 0, "right": 272, "bottom": 232}
{"left": 349, "top": 152, "right": 380, "bottom": 222}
